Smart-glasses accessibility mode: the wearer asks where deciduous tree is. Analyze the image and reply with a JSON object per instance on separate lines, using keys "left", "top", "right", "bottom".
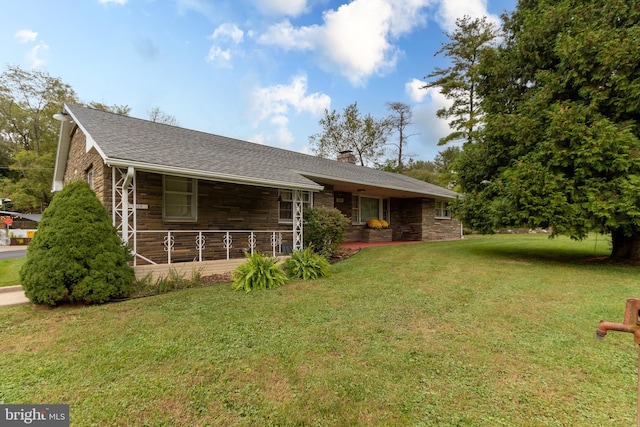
{"left": 385, "top": 102, "right": 415, "bottom": 171}
{"left": 309, "top": 102, "right": 391, "bottom": 166}
{"left": 0, "top": 65, "right": 78, "bottom": 211}
{"left": 148, "top": 106, "right": 179, "bottom": 126}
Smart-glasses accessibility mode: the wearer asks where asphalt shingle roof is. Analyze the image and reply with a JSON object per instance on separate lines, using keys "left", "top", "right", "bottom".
{"left": 65, "top": 104, "right": 458, "bottom": 199}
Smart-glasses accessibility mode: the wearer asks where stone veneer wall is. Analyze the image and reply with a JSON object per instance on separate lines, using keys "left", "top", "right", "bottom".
{"left": 421, "top": 198, "right": 462, "bottom": 241}
{"left": 390, "top": 198, "right": 423, "bottom": 241}
{"left": 62, "top": 129, "right": 112, "bottom": 214}
{"left": 133, "top": 171, "right": 296, "bottom": 263}
{"left": 62, "top": 128, "right": 461, "bottom": 257}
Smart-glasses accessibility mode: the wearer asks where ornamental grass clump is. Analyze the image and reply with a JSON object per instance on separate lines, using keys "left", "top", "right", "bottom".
{"left": 283, "top": 247, "right": 331, "bottom": 280}
{"left": 20, "top": 180, "right": 134, "bottom": 306}
{"left": 232, "top": 252, "right": 288, "bottom": 292}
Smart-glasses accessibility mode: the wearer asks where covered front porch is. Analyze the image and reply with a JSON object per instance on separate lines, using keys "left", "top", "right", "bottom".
{"left": 132, "top": 240, "right": 422, "bottom": 281}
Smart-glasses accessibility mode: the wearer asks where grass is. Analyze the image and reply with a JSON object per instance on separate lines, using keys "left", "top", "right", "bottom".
{"left": 0, "top": 257, "right": 24, "bottom": 287}
{"left": 1, "top": 234, "right": 640, "bottom": 425}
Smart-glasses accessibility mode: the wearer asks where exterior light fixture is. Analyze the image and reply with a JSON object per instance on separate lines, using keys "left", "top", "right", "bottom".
{"left": 52, "top": 112, "right": 69, "bottom": 121}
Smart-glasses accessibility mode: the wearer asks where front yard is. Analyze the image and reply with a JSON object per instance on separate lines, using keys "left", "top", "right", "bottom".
{"left": 1, "top": 234, "right": 638, "bottom": 425}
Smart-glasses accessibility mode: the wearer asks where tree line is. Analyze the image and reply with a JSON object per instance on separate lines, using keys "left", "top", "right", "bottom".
{"left": 0, "top": 65, "right": 177, "bottom": 213}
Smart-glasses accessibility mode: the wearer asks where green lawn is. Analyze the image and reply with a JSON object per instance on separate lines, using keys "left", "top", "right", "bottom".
{"left": 0, "top": 257, "right": 24, "bottom": 287}
{"left": 1, "top": 234, "right": 639, "bottom": 425}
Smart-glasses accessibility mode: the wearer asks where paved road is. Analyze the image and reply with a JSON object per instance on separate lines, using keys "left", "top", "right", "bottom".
{"left": 0, "top": 246, "right": 29, "bottom": 307}
{"left": 0, "top": 248, "right": 26, "bottom": 260}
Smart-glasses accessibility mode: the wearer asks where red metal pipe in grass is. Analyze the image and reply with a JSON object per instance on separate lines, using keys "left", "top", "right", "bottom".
{"left": 597, "top": 298, "right": 640, "bottom": 426}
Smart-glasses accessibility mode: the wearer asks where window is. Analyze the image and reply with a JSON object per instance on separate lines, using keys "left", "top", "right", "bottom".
{"left": 86, "top": 167, "right": 94, "bottom": 190}
{"left": 352, "top": 196, "right": 390, "bottom": 224}
{"left": 435, "top": 200, "right": 451, "bottom": 219}
{"left": 164, "top": 176, "right": 197, "bottom": 221}
{"left": 278, "top": 190, "right": 312, "bottom": 223}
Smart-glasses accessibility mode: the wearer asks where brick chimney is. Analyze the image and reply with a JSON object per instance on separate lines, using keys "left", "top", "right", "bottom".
{"left": 337, "top": 150, "right": 356, "bottom": 164}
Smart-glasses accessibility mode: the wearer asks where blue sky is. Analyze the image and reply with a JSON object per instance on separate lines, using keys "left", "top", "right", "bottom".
{"left": 2, "top": 0, "right": 515, "bottom": 162}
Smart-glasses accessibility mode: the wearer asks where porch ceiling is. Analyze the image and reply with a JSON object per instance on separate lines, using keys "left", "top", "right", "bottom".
{"left": 312, "top": 177, "right": 444, "bottom": 199}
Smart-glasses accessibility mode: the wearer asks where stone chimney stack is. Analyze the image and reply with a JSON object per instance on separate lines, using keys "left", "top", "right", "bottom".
{"left": 337, "top": 150, "right": 356, "bottom": 164}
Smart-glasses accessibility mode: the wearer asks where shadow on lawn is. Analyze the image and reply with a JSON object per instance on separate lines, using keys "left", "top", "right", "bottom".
{"left": 464, "top": 239, "right": 617, "bottom": 267}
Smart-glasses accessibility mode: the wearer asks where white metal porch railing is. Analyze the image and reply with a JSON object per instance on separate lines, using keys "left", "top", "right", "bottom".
{"left": 129, "top": 230, "right": 294, "bottom": 265}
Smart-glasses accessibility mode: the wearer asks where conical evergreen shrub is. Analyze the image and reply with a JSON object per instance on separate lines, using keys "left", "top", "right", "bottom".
{"left": 20, "top": 180, "right": 134, "bottom": 305}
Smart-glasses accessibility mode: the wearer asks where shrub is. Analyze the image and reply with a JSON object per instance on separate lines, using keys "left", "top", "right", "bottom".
{"left": 232, "top": 252, "right": 288, "bottom": 292}
{"left": 304, "top": 207, "right": 350, "bottom": 257}
{"left": 129, "top": 267, "right": 204, "bottom": 298}
{"left": 283, "top": 248, "right": 331, "bottom": 280}
{"left": 20, "top": 180, "right": 134, "bottom": 305}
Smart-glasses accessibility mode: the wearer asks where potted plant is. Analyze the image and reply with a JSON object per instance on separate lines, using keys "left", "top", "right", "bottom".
{"left": 362, "top": 218, "right": 393, "bottom": 242}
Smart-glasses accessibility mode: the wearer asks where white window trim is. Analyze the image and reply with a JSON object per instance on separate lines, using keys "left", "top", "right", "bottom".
{"left": 352, "top": 195, "right": 390, "bottom": 225}
{"left": 278, "top": 189, "right": 312, "bottom": 224}
{"left": 435, "top": 200, "right": 452, "bottom": 219}
{"left": 163, "top": 176, "right": 198, "bottom": 222}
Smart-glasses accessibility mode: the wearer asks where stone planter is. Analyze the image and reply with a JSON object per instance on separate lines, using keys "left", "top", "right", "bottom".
{"left": 361, "top": 228, "right": 393, "bottom": 243}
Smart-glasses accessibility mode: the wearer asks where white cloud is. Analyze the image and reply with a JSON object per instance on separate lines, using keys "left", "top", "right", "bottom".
{"left": 210, "top": 23, "right": 244, "bottom": 44}
{"left": 412, "top": 85, "right": 454, "bottom": 159}
{"left": 250, "top": 74, "right": 330, "bottom": 148}
{"left": 251, "top": 74, "right": 330, "bottom": 126}
{"left": 205, "top": 46, "right": 232, "bottom": 67}
{"left": 257, "top": 20, "right": 316, "bottom": 51}
{"left": 206, "top": 23, "right": 244, "bottom": 67}
{"left": 405, "top": 78, "right": 427, "bottom": 103}
{"left": 254, "top": 0, "right": 308, "bottom": 17}
{"left": 98, "top": 0, "right": 127, "bottom": 5}
{"left": 250, "top": 134, "right": 266, "bottom": 145}
{"left": 435, "top": 0, "right": 500, "bottom": 32}
{"left": 276, "top": 125, "right": 295, "bottom": 146}
{"left": 14, "top": 29, "right": 38, "bottom": 43}
{"left": 257, "top": 0, "right": 433, "bottom": 87}
{"left": 26, "top": 41, "right": 49, "bottom": 69}
{"left": 175, "top": 0, "right": 216, "bottom": 21}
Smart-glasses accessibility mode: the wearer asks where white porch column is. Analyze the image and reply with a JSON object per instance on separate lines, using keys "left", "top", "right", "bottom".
{"left": 112, "top": 167, "right": 137, "bottom": 261}
{"left": 293, "top": 189, "right": 304, "bottom": 251}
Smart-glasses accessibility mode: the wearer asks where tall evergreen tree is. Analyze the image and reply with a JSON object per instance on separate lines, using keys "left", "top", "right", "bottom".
{"left": 423, "top": 16, "right": 500, "bottom": 146}
{"left": 456, "top": 0, "right": 640, "bottom": 260}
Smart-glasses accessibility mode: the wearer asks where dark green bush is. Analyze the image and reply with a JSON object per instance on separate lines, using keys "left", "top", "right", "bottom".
{"left": 303, "top": 207, "right": 350, "bottom": 258}
{"left": 20, "top": 180, "right": 134, "bottom": 305}
{"left": 283, "top": 248, "right": 331, "bottom": 280}
{"left": 232, "top": 252, "right": 288, "bottom": 292}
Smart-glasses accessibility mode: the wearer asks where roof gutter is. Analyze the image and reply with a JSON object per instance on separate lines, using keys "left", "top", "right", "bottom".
{"left": 297, "top": 170, "right": 459, "bottom": 199}
{"left": 105, "top": 159, "right": 324, "bottom": 192}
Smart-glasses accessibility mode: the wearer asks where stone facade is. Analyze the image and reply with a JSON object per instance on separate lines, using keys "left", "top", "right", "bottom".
{"left": 421, "top": 198, "right": 462, "bottom": 241}
{"left": 63, "top": 129, "right": 111, "bottom": 210}
{"left": 60, "top": 128, "right": 461, "bottom": 264}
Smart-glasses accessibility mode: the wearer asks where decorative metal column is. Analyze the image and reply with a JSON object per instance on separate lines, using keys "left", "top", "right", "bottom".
{"left": 112, "top": 167, "right": 137, "bottom": 262}
{"left": 292, "top": 189, "right": 304, "bottom": 251}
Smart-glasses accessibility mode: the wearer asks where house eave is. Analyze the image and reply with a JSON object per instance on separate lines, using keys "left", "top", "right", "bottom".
{"left": 104, "top": 158, "right": 324, "bottom": 192}
{"left": 298, "top": 171, "right": 459, "bottom": 200}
